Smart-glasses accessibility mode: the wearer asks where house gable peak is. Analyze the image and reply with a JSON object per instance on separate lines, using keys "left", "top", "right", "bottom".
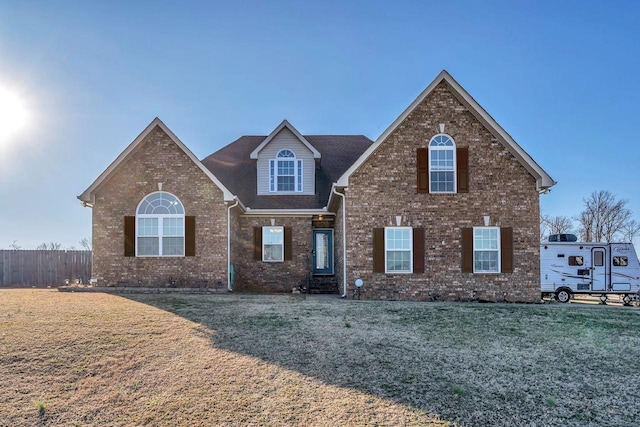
{"left": 336, "top": 70, "right": 555, "bottom": 191}
{"left": 249, "top": 119, "right": 321, "bottom": 160}
{"left": 78, "top": 117, "right": 235, "bottom": 204}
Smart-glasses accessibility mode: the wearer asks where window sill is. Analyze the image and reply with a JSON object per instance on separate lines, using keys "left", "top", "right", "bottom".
{"left": 266, "top": 192, "right": 306, "bottom": 195}
{"left": 135, "top": 255, "right": 186, "bottom": 258}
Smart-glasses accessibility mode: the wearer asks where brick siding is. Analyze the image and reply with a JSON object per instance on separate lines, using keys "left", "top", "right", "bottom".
{"left": 344, "top": 81, "right": 541, "bottom": 302}
{"left": 92, "top": 126, "right": 228, "bottom": 289}
{"left": 88, "top": 79, "right": 544, "bottom": 302}
{"left": 232, "top": 216, "right": 313, "bottom": 292}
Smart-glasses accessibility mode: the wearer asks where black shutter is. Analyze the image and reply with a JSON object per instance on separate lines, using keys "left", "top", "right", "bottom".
{"left": 284, "top": 227, "right": 292, "bottom": 261}
{"left": 500, "top": 227, "right": 513, "bottom": 273}
{"left": 124, "top": 216, "right": 135, "bottom": 257}
{"left": 254, "top": 227, "right": 262, "bottom": 261}
{"left": 373, "top": 228, "right": 385, "bottom": 273}
{"left": 185, "top": 216, "right": 196, "bottom": 256}
{"left": 457, "top": 147, "right": 469, "bottom": 193}
{"left": 417, "top": 148, "right": 429, "bottom": 193}
{"left": 461, "top": 228, "right": 473, "bottom": 273}
{"left": 413, "top": 228, "right": 425, "bottom": 273}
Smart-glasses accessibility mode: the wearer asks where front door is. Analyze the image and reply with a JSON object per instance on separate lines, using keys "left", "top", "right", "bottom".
{"left": 312, "top": 230, "right": 333, "bottom": 275}
{"left": 591, "top": 248, "right": 607, "bottom": 291}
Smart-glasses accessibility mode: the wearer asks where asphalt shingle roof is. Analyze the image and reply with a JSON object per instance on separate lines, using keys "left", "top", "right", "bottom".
{"left": 201, "top": 135, "right": 374, "bottom": 210}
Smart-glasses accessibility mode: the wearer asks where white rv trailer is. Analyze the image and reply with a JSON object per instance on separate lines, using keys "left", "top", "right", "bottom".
{"left": 541, "top": 235, "right": 640, "bottom": 304}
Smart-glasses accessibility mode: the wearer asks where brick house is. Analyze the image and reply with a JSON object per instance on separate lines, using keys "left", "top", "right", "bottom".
{"left": 79, "top": 70, "right": 555, "bottom": 301}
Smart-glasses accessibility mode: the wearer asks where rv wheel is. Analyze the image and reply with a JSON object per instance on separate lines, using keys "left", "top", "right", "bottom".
{"left": 622, "top": 295, "right": 632, "bottom": 306}
{"left": 556, "top": 289, "right": 571, "bottom": 303}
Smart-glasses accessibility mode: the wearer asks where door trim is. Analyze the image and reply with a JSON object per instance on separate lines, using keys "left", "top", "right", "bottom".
{"left": 312, "top": 229, "right": 334, "bottom": 275}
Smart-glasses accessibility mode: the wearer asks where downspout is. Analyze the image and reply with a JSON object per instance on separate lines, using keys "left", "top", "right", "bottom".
{"left": 331, "top": 186, "right": 348, "bottom": 297}
{"left": 227, "top": 198, "right": 239, "bottom": 291}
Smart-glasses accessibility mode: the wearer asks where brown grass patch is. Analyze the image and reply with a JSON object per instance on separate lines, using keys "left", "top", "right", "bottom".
{"left": 0, "top": 290, "right": 446, "bottom": 426}
{"left": 2, "top": 290, "right": 640, "bottom": 426}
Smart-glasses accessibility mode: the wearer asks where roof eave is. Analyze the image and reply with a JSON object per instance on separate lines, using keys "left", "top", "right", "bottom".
{"left": 537, "top": 177, "right": 557, "bottom": 193}
{"left": 243, "top": 207, "right": 329, "bottom": 216}
{"left": 444, "top": 74, "right": 556, "bottom": 190}
{"left": 336, "top": 70, "right": 556, "bottom": 191}
{"left": 79, "top": 117, "right": 236, "bottom": 204}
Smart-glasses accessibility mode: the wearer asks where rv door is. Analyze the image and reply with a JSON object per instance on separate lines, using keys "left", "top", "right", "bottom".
{"left": 591, "top": 248, "right": 607, "bottom": 291}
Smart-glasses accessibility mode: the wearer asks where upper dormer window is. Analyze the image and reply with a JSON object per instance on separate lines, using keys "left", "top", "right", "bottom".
{"left": 429, "top": 134, "right": 456, "bottom": 193}
{"left": 270, "top": 149, "right": 303, "bottom": 192}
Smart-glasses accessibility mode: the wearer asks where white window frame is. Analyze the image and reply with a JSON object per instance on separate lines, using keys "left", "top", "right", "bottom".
{"left": 262, "top": 226, "right": 284, "bottom": 262}
{"left": 385, "top": 227, "right": 413, "bottom": 274}
{"left": 269, "top": 150, "right": 303, "bottom": 193}
{"left": 473, "top": 227, "right": 501, "bottom": 273}
{"left": 428, "top": 134, "right": 457, "bottom": 194}
{"left": 136, "top": 192, "right": 185, "bottom": 257}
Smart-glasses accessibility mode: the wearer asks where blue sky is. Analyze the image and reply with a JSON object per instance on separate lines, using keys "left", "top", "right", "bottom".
{"left": 0, "top": 0, "right": 639, "bottom": 249}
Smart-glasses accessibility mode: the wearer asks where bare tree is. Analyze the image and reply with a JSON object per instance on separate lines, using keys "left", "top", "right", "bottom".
{"left": 576, "top": 190, "right": 632, "bottom": 242}
{"left": 576, "top": 210, "right": 594, "bottom": 242}
{"left": 79, "top": 237, "right": 92, "bottom": 251}
{"left": 36, "top": 242, "right": 63, "bottom": 250}
{"left": 621, "top": 219, "right": 640, "bottom": 243}
{"left": 9, "top": 240, "right": 21, "bottom": 250}
{"left": 540, "top": 214, "right": 573, "bottom": 240}
{"left": 540, "top": 214, "right": 551, "bottom": 242}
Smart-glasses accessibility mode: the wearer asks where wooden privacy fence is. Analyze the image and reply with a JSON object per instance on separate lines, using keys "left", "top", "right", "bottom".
{"left": 0, "top": 250, "right": 92, "bottom": 287}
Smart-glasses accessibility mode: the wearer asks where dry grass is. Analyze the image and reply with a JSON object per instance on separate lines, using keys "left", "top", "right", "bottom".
{"left": 1, "top": 290, "right": 639, "bottom": 426}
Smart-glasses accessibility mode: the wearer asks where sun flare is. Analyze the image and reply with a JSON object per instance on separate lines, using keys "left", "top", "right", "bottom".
{"left": 0, "top": 86, "right": 28, "bottom": 142}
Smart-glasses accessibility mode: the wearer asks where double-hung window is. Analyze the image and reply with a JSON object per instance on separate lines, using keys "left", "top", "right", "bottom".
{"left": 136, "top": 192, "right": 185, "bottom": 257}
{"left": 269, "top": 149, "right": 303, "bottom": 192}
{"left": 385, "top": 227, "right": 412, "bottom": 273}
{"left": 429, "top": 134, "right": 456, "bottom": 193}
{"left": 473, "top": 227, "right": 500, "bottom": 273}
{"left": 263, "top": 226, "right": 284, "bottom": 262}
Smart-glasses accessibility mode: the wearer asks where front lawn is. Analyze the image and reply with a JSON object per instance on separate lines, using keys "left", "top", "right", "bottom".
{"left": 1, "top": 290, "right": 638, "bottom": 426}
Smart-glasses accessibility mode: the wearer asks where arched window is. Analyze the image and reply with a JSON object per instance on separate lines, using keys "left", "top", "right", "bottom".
{"left": 428, "top": 134, "right": 456, "bottom": 193}
{"left": 269, "top": 149, "right": 303, "bottom": 192}
{"left": 136, "top": 192, "right": 185, "bottom": 256}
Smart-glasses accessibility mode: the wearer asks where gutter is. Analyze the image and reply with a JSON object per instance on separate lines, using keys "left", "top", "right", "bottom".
{"left": 331, "top": 185, "right": 348, "bottom": 298}
{"left": 77, "top": 194, "right": 94, "bottom": 208}
{"left": 227, "top": 198, "right": 240, "bottom": 291}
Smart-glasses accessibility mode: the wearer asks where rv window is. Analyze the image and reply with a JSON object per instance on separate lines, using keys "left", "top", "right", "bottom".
{"left": 594, "top": 251, "right": 604, "bottom": 267}
{"left": 613, "top": 256, "right": 628, "bottom": 267}
{"left": 568, "top": 256, "right": 584, "bottom": 266}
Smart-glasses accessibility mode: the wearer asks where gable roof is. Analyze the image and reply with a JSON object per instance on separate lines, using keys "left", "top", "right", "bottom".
{"left": 78, "top": 118, "right": 235, "bottom": 204}
{"left": 336, "top": 70, "right": 556, "bottom": 191}
{"left": 249, "top": 119, "right": 321, "bottom": 159}
{"left": 202, "top": 134, "right": 373, "bottom": 210}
